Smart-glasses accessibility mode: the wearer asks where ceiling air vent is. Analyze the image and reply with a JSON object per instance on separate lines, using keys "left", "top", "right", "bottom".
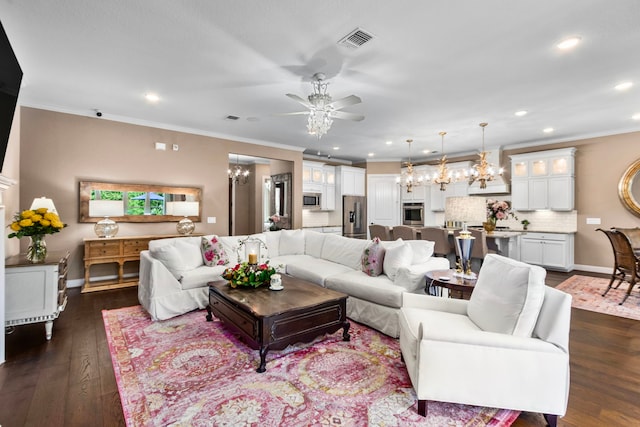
{"left": 225, "top": 115, "right": 240, "bottom": 121}
{"left": 337, "top": 28, "right": 374, "bottom": 49}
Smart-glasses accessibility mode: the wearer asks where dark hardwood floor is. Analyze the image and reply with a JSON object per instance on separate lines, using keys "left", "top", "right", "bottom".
{"left": 1, "top": 270, "right": 638, "bottom": 426}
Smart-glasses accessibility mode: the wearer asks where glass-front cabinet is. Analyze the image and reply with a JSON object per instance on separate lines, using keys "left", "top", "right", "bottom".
{"left": 510, "top": 148, "right": 576, "bottom": 211}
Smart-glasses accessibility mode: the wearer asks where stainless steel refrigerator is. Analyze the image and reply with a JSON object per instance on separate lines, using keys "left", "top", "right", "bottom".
{"left": 343, "top": 195, "right": 367, "bottom": 239}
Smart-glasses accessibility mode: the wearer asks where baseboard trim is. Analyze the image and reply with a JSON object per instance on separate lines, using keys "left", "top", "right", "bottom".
{"left": 573, "top": 264, "right": 611, "bottom": 274}
{"left": 67, "top": 272, "right": 139, "bottom": 289}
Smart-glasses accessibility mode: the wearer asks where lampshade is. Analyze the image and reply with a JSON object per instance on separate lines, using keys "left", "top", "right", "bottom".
{"left": 166, "top": 201, "right": 199, "bottom": 216}
{"left": 89, "top": 200, "right": 124, "bottom": 217}
{"left": 30, "top": 196, "right": 58, "bottom": 213}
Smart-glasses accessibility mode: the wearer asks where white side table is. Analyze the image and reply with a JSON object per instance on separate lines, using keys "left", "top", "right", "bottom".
{"left": 5, "top": 250, "right": 70, "bottom": 340}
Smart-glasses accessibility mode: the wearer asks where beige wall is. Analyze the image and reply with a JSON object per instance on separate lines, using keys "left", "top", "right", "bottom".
{"left": 19, "top": 107, "right": 303, "bottom": 281}
{"left": 13, "top": 107, "right": 640, "bottom": 280}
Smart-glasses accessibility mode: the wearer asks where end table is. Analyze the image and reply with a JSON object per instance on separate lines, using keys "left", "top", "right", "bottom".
{"left": 425, "top": 269, "right": 476, "bottom": 300}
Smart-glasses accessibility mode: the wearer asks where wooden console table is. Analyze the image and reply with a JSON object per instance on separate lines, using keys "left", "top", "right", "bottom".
{"left": 5, "top": 250, "right": 70, "bottom": 340}
{"left": 83, "top": 234, "right": 198, "bottom": 293}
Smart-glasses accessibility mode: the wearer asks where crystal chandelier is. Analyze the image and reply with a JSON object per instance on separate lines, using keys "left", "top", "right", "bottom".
{"left": 397, "top": 139, "right": 424, "bottom": 193}
{"left": 228, "top": 155, "right": 250, "bottom": 184}
{"left": 469, "top": 123, "right": 503, "bottom": 189}
{"left": 433, "top": 131, "right": 452, "bottom": 191}
{"left": 306, "top": 77, "right": 333, "bottom": 138}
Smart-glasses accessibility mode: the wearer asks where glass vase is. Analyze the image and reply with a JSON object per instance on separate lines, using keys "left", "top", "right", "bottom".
{"left": 27, "top": 234, "right": 47, "bottom": 263}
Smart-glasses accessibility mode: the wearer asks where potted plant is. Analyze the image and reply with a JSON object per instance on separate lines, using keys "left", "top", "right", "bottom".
{"left": 521, "top": 219, "right": 530, "bottom": 230}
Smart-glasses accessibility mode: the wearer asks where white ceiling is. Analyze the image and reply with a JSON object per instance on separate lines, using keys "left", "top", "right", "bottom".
{"left": 2, "top": 0, "right": 640, "bottom": 163}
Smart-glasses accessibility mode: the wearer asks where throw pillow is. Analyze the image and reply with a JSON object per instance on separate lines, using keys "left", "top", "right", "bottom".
{"left": 150, "top": 244, "right": 183, "bottom": 280}
{"left": 383, "top": 242, "right": 413, "bottom": 281}
{"left": 467, "top": 254, "right": 546, "bottom": 337}
{"left": 174, "top": 239, "right": 204, "bottom": 272}
{"left": 201, "top": 236, "right": 229, "bottom": 266}
{"left": 404, "top": 240, "right": 435, "bottom": 264}
{"left": 361, "top": 237, "right": 386, "bottom": 277}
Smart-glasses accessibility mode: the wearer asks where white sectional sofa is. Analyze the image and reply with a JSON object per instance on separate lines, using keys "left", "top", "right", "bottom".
{"left": 138, "top": 229, "right": 449, "bottom": 337}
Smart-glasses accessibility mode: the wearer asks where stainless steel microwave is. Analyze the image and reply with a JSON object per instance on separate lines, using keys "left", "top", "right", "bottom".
{"left": 303, "top": 193, "right": 321, "bottom": 208}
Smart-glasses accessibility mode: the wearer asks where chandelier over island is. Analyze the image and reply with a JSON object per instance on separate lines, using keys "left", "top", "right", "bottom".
{"left": 397, "top": 139, "right": 424, "bottom": 193}
{"left": 468, "top": 122, "right": 504, "bottom": 189}
{"left": 433, "top": 131, "right": 452, "bottom": 191}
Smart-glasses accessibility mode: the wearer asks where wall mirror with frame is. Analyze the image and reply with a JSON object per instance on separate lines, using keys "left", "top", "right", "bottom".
{"left": 618, "top": 159, "right": 640, "bottom": 217}
{"left": 79, "top": 181, "right": 202, "bottom": 223}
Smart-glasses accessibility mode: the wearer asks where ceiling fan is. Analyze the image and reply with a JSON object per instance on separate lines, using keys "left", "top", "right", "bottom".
{"left": 282, "top": 73, "right": 364, "bottom": 138}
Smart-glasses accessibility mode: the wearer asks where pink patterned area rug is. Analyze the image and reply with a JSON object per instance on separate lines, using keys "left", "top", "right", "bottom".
{"left": 556, "top": 275, "right": 640, "bottom": 320}
{"left": 103, "top": 306, "right": 520, "bottom": 426}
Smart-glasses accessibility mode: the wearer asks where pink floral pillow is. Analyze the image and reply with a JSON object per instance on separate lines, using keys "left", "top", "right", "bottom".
{"left": 361, "top": 237, "right": 386, "bottom": 277}
{"left": 201, "top": 236, "right": 229, "bottom": 266}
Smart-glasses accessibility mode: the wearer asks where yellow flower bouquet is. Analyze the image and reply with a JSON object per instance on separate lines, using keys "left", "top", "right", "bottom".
{"left": 8, "top": 208, "right": 66, "bottom": 238}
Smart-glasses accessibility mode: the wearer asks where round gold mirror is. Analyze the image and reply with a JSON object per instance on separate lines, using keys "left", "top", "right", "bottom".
{"left": 618, "top": 159, "right": 640, "bottom": 217}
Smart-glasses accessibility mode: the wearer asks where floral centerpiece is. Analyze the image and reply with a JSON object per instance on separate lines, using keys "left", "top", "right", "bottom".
{"left": 485, "top": 200, "right": 517, "bottom": 234}
{"left": 8, "top": 208, "right": 67, "bottom": 263}
{"left": 268, "top": 214, "right": 281, "bottom": 231}
{"left": 222, "top": 261, "right": 277, "bottom": 288}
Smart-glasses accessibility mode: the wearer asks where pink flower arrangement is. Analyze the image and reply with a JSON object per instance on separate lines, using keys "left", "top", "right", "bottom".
{"left": 487, "top": 200, "right": 517, "bottom": 223}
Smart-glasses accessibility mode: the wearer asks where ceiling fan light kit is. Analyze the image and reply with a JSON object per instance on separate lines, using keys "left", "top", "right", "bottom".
{"left": 285, "top": 73, "right": 364, "bottom": 139}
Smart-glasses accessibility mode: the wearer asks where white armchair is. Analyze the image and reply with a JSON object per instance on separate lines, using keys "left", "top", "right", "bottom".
{"left": 399, "top": 254, "right": 571, "bottom": 426}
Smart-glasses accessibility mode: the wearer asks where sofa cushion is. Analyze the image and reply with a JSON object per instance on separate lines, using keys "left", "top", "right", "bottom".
{"left": 304, "top": 230, "right": 326, "bottom": 258}
{"left": 362, "top": 237, "right": 386, "bottom": 277}
{"left": 180, "top": 265, "right": 228, "bottom": 290}
{"left": 467, "top": 254, "right": 546, "bottom": 337}
{"left": 325, "top": 271, "right": 404, "bottom": 308}
{"left": 149, "top": 237, "right": 203, "bottom": 280}
{"left": 280, "top": 229, "right": 305, "bottom": 255}
{"left": 265, "top": 230, "right": 281, "bottom": 258}
{"left": 201, "top": 235, "right": 229, "bottom": 266}
{"left": 285, "top": 257, "right": 354, "bottom": 286}
{"left": 383, "top": 242, "right": 413, "bottom": 281}
{"left": 321, "top": 234, "right": 369, "bottom": 271}
{"left": 217, "top": 235, "right": 247, "bottom": 265}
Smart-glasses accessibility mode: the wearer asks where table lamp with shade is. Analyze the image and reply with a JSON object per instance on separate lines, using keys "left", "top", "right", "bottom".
{"left": 89, "top": 200, "right": 124, "bottom": 238}
{"left": 30, "top": 196, "right": 58, "bottom": 214}
{"left": 166, "top": 201, "right": 199, "bottom": 235}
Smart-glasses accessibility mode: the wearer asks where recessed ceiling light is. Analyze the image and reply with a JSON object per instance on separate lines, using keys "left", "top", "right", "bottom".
{"left": 557, "top": 36, "right": 581, "bottom": 50}
{"left": 368, "top": 153, "right": 374, "bottom": 157}
{"left": 632, "top": 113, "right": 640, "bottom": 120}
{"left": 333, "top": 146, "right": 340, "bottom": 150}
{"left": 515, "top": 110, "right": 528, "bottom": 117}
{"left": 145, "top": 93, "right": 160, "bottom": 103}
{"left": 615, "top": 82, "right": 633, "bottom": 91}
{"left": 422, "top": 149, "right": 430, "bottom": 154}
{"left": 385, "top": 141, "right": 393, "bottom": 145}
{"left": 543, "top": 127, "right": 554, "bottom": 133}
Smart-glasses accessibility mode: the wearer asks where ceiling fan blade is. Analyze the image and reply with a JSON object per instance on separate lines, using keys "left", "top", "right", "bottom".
{"left": 285, "top": 93, "right": 311, "bottom": 108}
{"left": 328, "top": 95, "right": 362, "bottom": 110}
{"left": 331, "top": 111, "right": 365, "bottom": 121}
{"left": 273, "top": 111, "right": 310, "bottom": 116}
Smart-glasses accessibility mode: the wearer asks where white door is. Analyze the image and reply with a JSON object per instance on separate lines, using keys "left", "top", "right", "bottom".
{"left": 367, "top": 174, "right": 400, "bottom": 232}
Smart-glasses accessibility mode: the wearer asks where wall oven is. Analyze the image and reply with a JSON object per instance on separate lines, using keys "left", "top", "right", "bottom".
{"left": 402, "top": 202, "right": 424, "bottom": 225}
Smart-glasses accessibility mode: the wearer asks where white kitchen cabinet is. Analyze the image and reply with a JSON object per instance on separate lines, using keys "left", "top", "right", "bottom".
{"left": 319, "top": 165, "right": 336, "bottom": 211}
{"left": 302, "top": 161, "right": 325, "bottom": 193}
{"left": 337, "top": 166, "right": 365, "bottom": 196}
{"left": 321, "top": 183, "right": 336, "bottom": 211}
{"left": 5, "top": 251, "right": 70, "bottom": 340}
{"left": 510, "top": 148, "right": 576, "bottom": 211}
{"left": 519, "top": 232, "right": 574, "bottom": 271}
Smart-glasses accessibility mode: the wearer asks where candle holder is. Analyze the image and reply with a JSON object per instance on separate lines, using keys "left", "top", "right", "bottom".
{"left": 239, "top": 236, "right": 266, "bottom": 266}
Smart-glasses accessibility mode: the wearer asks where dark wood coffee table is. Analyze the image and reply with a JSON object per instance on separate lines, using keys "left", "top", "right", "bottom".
{"left": 206, "top": 274, "right": 350, "bottom": 373}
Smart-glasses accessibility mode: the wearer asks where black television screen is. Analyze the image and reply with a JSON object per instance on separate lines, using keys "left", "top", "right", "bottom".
{"left": 0, "top": 20, "right": 23, "bottom": 172}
